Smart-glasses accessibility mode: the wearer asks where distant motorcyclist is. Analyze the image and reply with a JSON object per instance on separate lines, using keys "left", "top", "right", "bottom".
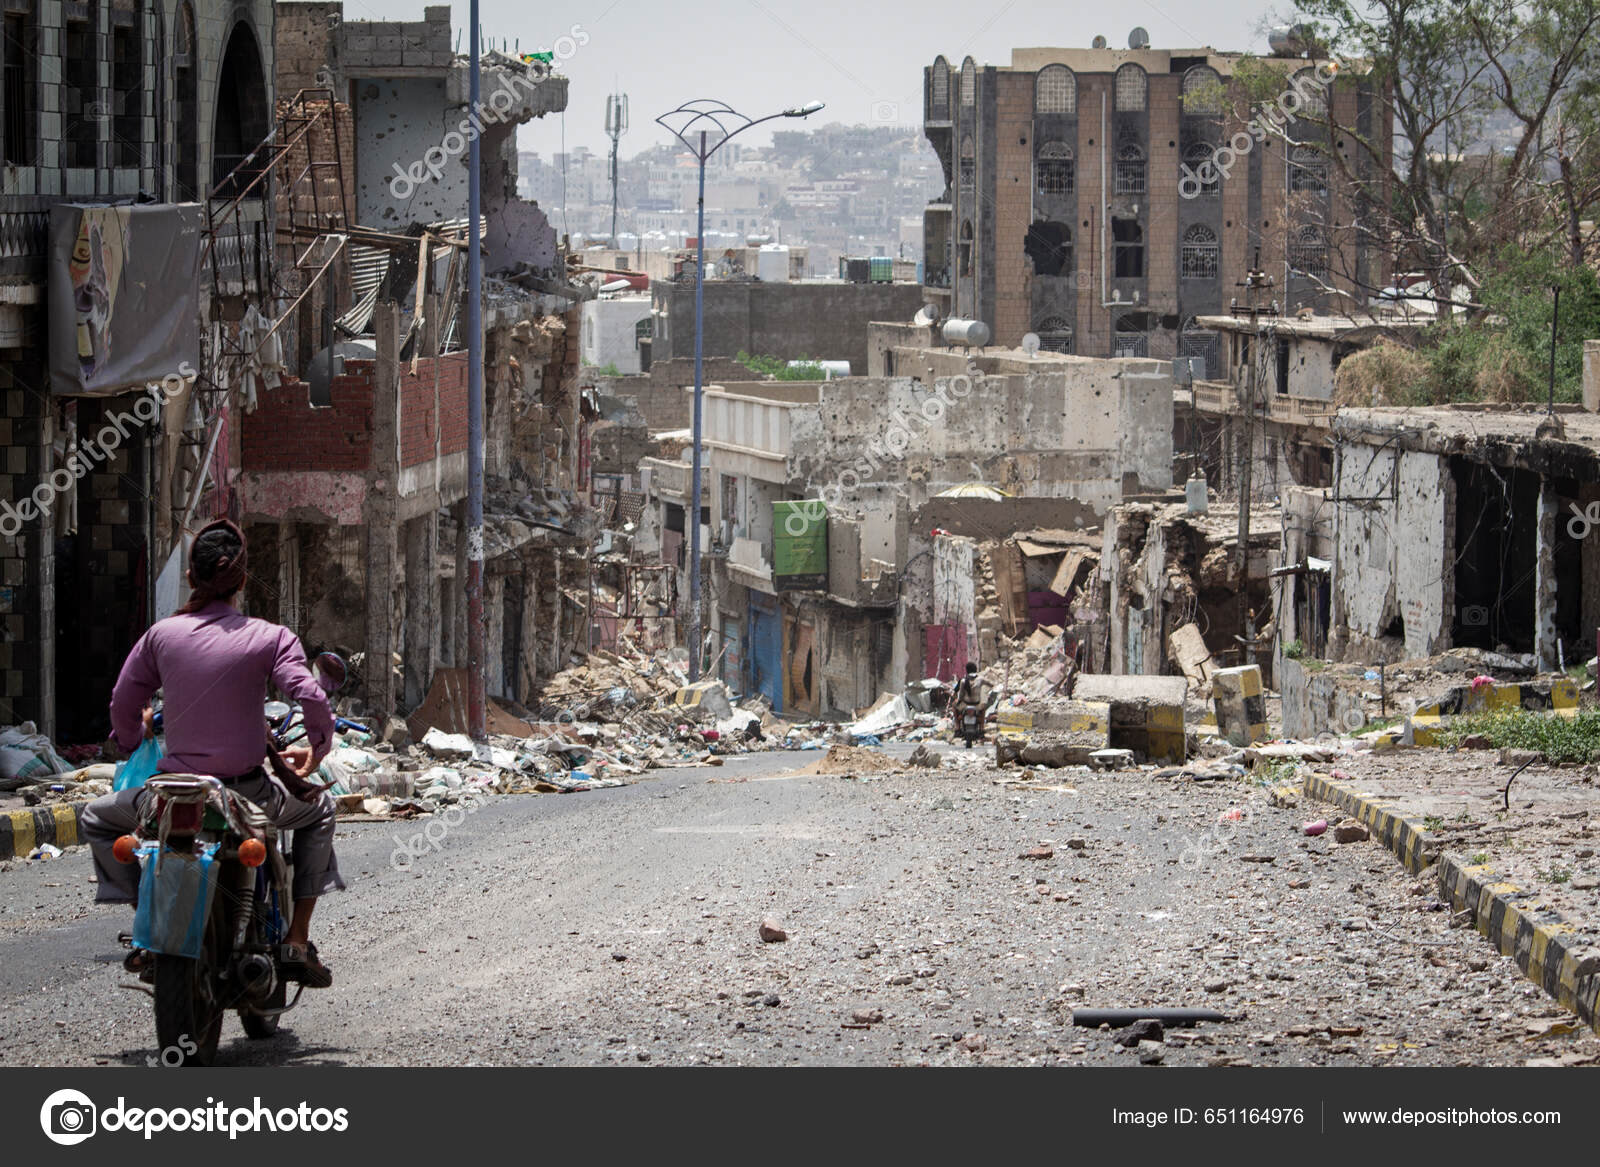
{"left": 81, "top": 518, "right": 341, "bottom": 988}
{"left": 952, "top": 662, "right": 986, "bottom": 747}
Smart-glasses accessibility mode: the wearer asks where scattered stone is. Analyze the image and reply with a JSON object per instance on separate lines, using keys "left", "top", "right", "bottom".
{"left": 1332, "top": 818, "right": 1370, "bottom": 844}
{"left": 1571, "top": 874, "right": 1600, "bottom": 890}
{"left": 1240, "top": 854, "right": 1276, "bottom": 864}
{"left": 1114, "top": 1018, "right": 1165, "bottom": 1047}
{"left": 888, "top": 974, "right": 914, "bottom": 986}
{"left": 1498, "top": 748, "right": 1541, "bottom": 767}
{"left": 908, "top": 743, "right": 941, "bottom": 769}
{"left": 758, "top": 917, "right": 788, "bottom": 943}
{"left": 1467, "top": 958, "right": 1489, "bottom": 972}
{"left": 1328, "top": 1025, "right": 1363, "bottom": 1037}
{"left": 1288, "top": 878, "right": 1311, "bottom": 890}
{"left": 1204, "top": 980, "right": 1229, "bottom": 993}
{"left": 1138, "top": 1041, "right": 1165, "bottom": 1065}
{"left": 1458, "top": 734, "right": 1493, "bottom": 749}
{"left": 852, "top": 1008, "right": 884, "bottom": 1025}
{"left": 1066, "top": 837, "right": 1088, "bottom": 851}
{"left": 1020, "top": 844, "right": 1054, "bottom": 860}
{"left": 959, "top": 1034, "right": 988, "bottom": 1053}
{"left": 763, "top": 994, "right": 780, "bottom": 1007}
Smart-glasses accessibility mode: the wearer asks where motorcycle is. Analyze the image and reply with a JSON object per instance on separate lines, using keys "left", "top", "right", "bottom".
{"left": 110, "top": 652, "right": 363, "bottom": 1066}
{"left": 956, "top": 699, "right": 985, "bottom": 748}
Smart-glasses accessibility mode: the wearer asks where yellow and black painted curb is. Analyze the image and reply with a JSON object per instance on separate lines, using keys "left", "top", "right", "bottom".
{"left": 1299, "top": 771, "right": 1438, "bottom": 874}
{"left": 1436, "top": 852, "right": 1600, "bottom": 1036}
{"left": 0, "top": 803, "right": 86, "bottom": 862}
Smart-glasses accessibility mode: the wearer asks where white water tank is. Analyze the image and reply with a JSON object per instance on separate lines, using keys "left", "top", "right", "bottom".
{"left": 942, "top": 318, "right": 992, "bottom": 347}
{"left": 1186, "top": 475, "right": 1209, "bottom": 514}
{"left": 757, "top": 244, "right": 791, "bottom": 282}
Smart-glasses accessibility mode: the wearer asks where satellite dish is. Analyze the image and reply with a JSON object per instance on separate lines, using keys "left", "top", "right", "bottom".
{"left": 1020, "top": 332, "right": 1041, "bottom": 357}
{"left": 1128, "top": 26, "right": 1150, "bottom": 49}
{"left": 1092, "top": 34, "right": 1108, "bottom": 49}
{"left": 913, "top": 303, "right": 943, "bottom": 327}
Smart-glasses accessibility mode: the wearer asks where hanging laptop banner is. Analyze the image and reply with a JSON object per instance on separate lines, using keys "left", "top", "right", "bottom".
{"left": 47, "top": 203, "right": 203, "bottom": 396}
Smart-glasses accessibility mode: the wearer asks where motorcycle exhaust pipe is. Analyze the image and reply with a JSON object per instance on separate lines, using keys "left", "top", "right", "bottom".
{"left": 236, "top": 953, "right": 277, "bottom": 999}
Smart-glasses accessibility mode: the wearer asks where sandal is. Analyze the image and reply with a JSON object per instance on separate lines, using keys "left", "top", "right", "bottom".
{"left": 281, "top": 941, "right": 334, "bottom": 988}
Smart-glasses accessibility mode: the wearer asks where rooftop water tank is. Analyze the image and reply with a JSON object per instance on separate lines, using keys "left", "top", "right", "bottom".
{"left": 757, "top": 244, "right": 791, "bottom": 282}
{"left": 942, "top": 318, "right": 992, "bottom": 347}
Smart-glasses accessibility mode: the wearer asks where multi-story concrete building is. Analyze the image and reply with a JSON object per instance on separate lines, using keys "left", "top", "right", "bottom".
{"left": 919, "top": 39, "right": 1392, "bottom": 372}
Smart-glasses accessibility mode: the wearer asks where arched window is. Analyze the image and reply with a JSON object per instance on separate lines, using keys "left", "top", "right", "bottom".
{"left": 1181, "top": 65, "right": 1224, "bottom": 116}
{"left": 173, "top": 2, "right": 198, "bottom": 199}
{"left": 111, "top": 0, "right": 144, "bottom": 167}
{"left": 1024, "top": 220, "right": 1073, "bottom": 276}
{"left": 1036, "top": 316, "right": 1074, "bottom": 354}
{"left": 213, "top": 21, "right": 270, "bottom": 197}
{"left": 1180, "top": 223, "right": 1219, "bottom": 280}
{"left": 959, "top": 220, "right": 974, "bottom": 277}
{"left": 634, "top": 316, "right": 653, "bottom": 347}
{"left": 960, "top": 57, "right": 977, "bottom": 107}
{"left": 1113, "top": 313, "right": 1148, "bottom": 357}
{"left": 959, "top": 135, "right": 975, "bottom": 190}
{"left": 1114, "top": 64, "right": 1147, "bottom": 112}
{"left": 1035, "top": 65, "right": 1075, "bottom": 114}
{"left": 2, "top": 2, "right": 39, "bottom": 165}
{"left": 1112, "top": 218, "right": 1143, "bottom": 278}
{"left": 1114, "top": 139, "right": 1145, "bottom": 194}
{"left": 930, "top": 57, "right": 950, "bottom": 119}
{"left": 1036, "top": 141, "right": 1074, "bottom": 195}
{"left": 1290, "top": 143, "right": 1327, "bottom": 194}
{"left": 1291, "top": 67, "right": 1328, "bottom": 118}
{"left": 1289, "top": 224, "right": 1328, "bottom": 277}
{"left": 1182, "top": 141, "right": 1220, "bottom": 196}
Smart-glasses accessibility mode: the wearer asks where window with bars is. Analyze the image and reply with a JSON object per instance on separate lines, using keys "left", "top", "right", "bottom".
{"left": 1114, "top": 141, "right": 1145, "bottom": 194}
{"left": 960, "top": 57, "right": 976, "bottom": 106}
{"left": 111, "top": 0, "right": 141, "bottom": 168}
{"left": 1113, "top": 315, "right": 1148, "bottom": 357}
{"left": 1181, "top": 319, "right": 1220, "bottom": 378}
{"left": 634, "top": 317, "right": 653, "bottom": 347}
{"left": 63, "top": 10, "right": 97, "bottom": 167}
{"left": 1036, "top": 141, "right": 1073, "bottom": 195}
{"left": 1035, "top": 65, "right": 1075, "bottom": 114}
{"left": 1181, "top": 65, "right": 1224, "bottom": 116}
{"left": 1289, "top": 226, "right": 1329, "bottom": 277}
{"left": 930, "top": 57, "right": 950, "bottom": 118}
{"left": 1182, "top": 142, "right": 1220, "bottom": 195}
{"left": 1114, "top": 64, "right": 1146, "bottom": 112}
{"left": 959, "top": 135, "right": 975, "bottom": 190}
{"left": 1036, "top": 316, "right": 1074, "bottom": 354}
{"left": 1180, "top": 224, "right": 1219, "bottom": 280}
{"left": 1290, "top": 143, "right": 1327, "bottom": 194}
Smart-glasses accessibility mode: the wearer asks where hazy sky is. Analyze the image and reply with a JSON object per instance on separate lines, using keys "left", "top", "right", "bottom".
{"left": 339, "top": 0, "right": 1291, "bottom": 157}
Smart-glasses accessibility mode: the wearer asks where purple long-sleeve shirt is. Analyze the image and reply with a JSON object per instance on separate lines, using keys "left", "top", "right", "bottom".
{"left": 110, "top": 601, "right": 334, "bottom": 778}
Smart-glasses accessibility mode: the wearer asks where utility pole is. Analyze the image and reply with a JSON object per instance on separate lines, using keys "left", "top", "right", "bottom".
{"left": 1231, "top": 251, "right": 1277, "bottom": 666}
{"left": 605, "top": 93, "right": 629, "bottom": 248}
{"left": 465, "top": 0, "right": 486, "bottom": 742}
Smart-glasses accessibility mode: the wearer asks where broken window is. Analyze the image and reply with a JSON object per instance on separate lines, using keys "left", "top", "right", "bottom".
{"left": 111, "top": 0, "right": 140, "bottom": 167}
{"left": 1112, "top": 217, "right": 1143, "bottom": 278}
{"left": 1113, "top": 313, "right": 1148, "bottom": 357}
{"left": 1180, "top": 223, "right": 1219, "bottom": 280}
{"left": 212, "top": 21, "right": 270, "bottom": 198}
{"left": 1182, "top": 141, "right": 1219, "bottom": 196}
{"left": 2, "top": 8, "right": 35, "bottom": 165}
{"left": 1115, "top": 140, "right": 1145, "bottom": 195}
{"left": 1035, "top": 315, "right": 1073, "bottom": 354}
{"left": 1035, "top": 65, "right": 1075, "bottom": 114}
{"left": 1180, "top": 317, "right": 1219, "bottom": 378}
{"left": 1292, "top": 67, "right": 1328, "bottom": 119}
{"left": 1114, "top": 64, "right": 1147, "bottom": 112}
{"left": 1036, "top": 141, "right": 1074, "bottom": 195}
{"left": 63, "top": 5, "right": 97, "bottom": 167}
{"left": 958, "top": 219, "right": 974, "bottom": 277}
{"left": 1023, "top": 219, "right": 1073, "bottom": 276}
{"left": 959, "top": 135, "right": 975, "bottom": 190}
{"left": 1181, "top": 65, "right": 1224, "bottom": 116}
{"left": 173, "top": 2, "right": 197, "bottom": 199}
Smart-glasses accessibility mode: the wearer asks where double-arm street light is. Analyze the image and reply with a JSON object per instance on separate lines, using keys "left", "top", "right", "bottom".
{"left": 654, "top": 98, "right": 824, "bottom": 682}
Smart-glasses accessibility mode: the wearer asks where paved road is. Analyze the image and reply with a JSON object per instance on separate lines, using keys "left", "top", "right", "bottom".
{"left": 1, "top": 745, "right": 1592, "bottom": 1067}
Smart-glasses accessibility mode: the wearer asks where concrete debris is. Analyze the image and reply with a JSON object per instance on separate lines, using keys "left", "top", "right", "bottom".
{"left": 759, "top": 917, "right": 789, "bottom": 943}
{"left": 1332, "top": 818, "right": 1370, "bottom": 844}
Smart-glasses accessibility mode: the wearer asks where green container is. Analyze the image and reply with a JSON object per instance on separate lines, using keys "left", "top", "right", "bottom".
{"left": 773, "top": 501, "right": 828, "bottom": 591}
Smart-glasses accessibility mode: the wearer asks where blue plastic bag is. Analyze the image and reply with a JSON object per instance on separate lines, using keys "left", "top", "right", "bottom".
{"left": 113, "top": 736, "right": 164, "bottom": 793}
{"left": 132, "top": 844, "right": 219, "bottom": 958}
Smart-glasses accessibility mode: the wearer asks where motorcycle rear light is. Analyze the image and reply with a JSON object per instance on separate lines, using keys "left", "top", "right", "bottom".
{"left": 162, "top": 799, "right": 203, "bottom": 834}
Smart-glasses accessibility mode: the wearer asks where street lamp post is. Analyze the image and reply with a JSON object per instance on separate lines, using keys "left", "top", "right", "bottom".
{"left": 655, "top": 99, "right": 823, "bottom": 683}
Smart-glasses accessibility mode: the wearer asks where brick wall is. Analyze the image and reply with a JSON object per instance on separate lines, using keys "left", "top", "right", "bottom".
{"left": 992, "top": 72, "right": 1032, "bottom": 346}
{"left": 399, "top": 352, "right": 470, "bottom": 469}
{"left": 241, "top": 371, "right": 374, "bottom": 472}
{"left": 275, "top": 1, "right": 344, "bottom": 96}
{"left": 336, "top": 4, "right": 454, "bottom": 71}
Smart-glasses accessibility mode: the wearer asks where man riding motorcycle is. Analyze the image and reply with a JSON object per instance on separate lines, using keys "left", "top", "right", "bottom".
{"left": 952, "top": 661, "right": 986, "bottom": 746}
{"left": 82, "top": 518, "right": 342, "bottom": 988}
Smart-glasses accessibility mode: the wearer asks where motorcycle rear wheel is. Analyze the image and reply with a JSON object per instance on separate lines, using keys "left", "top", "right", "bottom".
{"left": 153, "top": 910, "right": 224, "bottom": 1066}
{"left": 239, "top": 980, "right": 285, "bottom": 1039}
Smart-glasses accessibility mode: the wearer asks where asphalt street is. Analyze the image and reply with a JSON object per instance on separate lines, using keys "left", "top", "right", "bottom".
{"left": 1, "top": 744, "right": 1591, "bottom": 1067}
